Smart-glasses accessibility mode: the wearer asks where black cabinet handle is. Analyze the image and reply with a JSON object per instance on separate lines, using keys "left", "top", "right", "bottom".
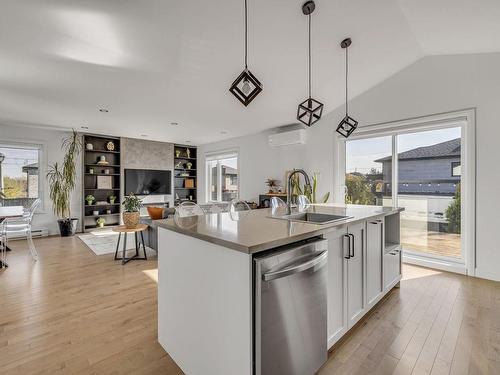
{"left": 349, "top": 234, "right": 355, "bottom": 258}
{"left": 344, "top": 234, "right": 351, "bottom": 259}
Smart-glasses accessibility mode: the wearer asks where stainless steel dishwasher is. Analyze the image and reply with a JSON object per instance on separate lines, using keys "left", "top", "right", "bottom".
{"left": 254, "top": 237, "right": 328, "bottom": 375}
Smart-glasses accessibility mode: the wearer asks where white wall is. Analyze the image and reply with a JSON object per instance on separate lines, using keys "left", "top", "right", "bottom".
{"left": 0, "top": 123, "right": 82, "bottom": 234}
{"left": 198, "top": 52, "right": 500, "bottom": 282}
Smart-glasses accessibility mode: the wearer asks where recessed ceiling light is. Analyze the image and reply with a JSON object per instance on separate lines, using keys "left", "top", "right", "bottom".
{"left": 140, "top": 134, "right": 148, "bottom": 137}
{"left": 185, "top": 140, "right": 191, "bottom": 143}
{"left": 81, "top": 126, "right": 89, "bottom": 129}
{"left": 99, "top": 108, "right": 109, "bottom": 113}
{"left": 170, "top": 122, "right": 179, "bottom": 126}
{"left": 220, "top": 131, "right": 228, "bottom": 134}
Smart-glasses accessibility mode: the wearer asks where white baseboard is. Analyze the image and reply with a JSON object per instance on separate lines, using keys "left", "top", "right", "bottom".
{"left": 6, "top": 228, "right": 49, "bottom": 240}
{"left": 403, "top": 254, "right": 466, "bottom": 275}
{"left": 474, "top": 269, "right": 500, "bottom": 283}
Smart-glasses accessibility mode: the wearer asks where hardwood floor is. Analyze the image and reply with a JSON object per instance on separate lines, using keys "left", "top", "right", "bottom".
{"left": 1, "top": 236, "right": 499, "bottom": 374}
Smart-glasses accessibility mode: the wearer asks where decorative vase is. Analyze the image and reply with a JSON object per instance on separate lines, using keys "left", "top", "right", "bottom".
{"left": 86, "top": 143, "right": 93, "bottom": 150}
{"left": 98, "top": 222, "right": 104, "bottom": 228}
{"left": 175, "top": 150, "right": 181, "bottom": 158}
{"left": 147, "top": 206, "right": 164, "bottom": 220}
{"left": 123, "top": 211, "right": 140, "bottom": 229}
{"left": 86, "top": 199, "right": 94, "bottom": 205}
{"left": 186, "top": 162, "right": 193, "bottom": 170}
{"left": 109, "top": 198, "right": 116, "bottom": 204}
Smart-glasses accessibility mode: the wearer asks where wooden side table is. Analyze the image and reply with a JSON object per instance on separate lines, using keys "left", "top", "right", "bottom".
{"left": 113, "top": 224, "right": 148, "bottom": 265}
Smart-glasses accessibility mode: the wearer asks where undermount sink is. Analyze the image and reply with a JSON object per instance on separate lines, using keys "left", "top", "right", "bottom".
{"left": 272, "top": 212, "right": 352, "bottom": 225}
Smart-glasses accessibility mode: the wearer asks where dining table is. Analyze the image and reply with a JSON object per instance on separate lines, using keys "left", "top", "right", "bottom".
{"left": 0, "top": 206, "right": 24, "bottom": 268}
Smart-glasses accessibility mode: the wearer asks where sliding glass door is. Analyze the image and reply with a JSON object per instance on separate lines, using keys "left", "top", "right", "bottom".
{"left": 397, "top": 127, "right": 462, "bottom": 260}
{"left": 345, "top": 126, "right": 464, "bottom": 262}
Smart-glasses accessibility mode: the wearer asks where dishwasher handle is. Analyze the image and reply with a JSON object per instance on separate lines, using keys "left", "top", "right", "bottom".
{"left": 262, "top": 250, "right": 328, "bottom": 282}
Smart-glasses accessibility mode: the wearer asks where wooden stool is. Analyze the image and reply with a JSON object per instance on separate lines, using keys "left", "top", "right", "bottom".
{"left": 113, "top": 224, "right": 148, "bottom": 265}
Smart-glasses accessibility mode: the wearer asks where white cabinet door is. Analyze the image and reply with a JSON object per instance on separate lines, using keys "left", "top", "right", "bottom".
{"left": 366, "top": 219, "right": 383, "bottom": 309}
{"left": 324, "top": 226, "right": 348, "bottom": 347}
{"left": 384, "top": 249, "right": 401, "bottom": 290}
{"left": 347, "top": 221, "right": 366, "bottom": 329}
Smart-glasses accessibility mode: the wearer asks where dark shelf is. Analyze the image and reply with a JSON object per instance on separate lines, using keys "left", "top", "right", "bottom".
{"left": 84, "top": 213, "right": 120, "bottom": 218}
{"left": 175, "top": 187, "right": 196, "bottom": 190}
{"left": 175, "top": 168, "right": 196, "bottom": 171}
{"left": 84, "top": 188, "right": 120, "bottom": 190}
{"left": 85, "top": 203, "right": 120, "bottom": 207}
{"left": 174, "top": 156, "right": 197, "bottom": 160}
{"left": 85, "top": 173, "right": 120, "bottom": 176}
{"left": 85, "top": 164, "right": 120, "bottom": 168}
{"left": 85, "top": 149, "right": 120, "bottom": 154}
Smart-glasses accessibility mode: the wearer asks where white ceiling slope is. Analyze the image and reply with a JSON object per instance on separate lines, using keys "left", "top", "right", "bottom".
{"left": 0, "top": 0, "right": 497, "bottom": 144}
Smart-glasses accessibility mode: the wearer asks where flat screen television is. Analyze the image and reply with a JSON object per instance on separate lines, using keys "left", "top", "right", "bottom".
{"left": 125, "top": 169, "right": 172, "bottom": 196}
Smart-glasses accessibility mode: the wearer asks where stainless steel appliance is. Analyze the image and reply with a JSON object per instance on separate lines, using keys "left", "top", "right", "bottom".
{"left": 254, "top": 238, "right": 328, "bottom": 375}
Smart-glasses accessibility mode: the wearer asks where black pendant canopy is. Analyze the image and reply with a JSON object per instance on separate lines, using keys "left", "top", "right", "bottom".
{"left": 229, "top": 0, "right": 262, "bottom": 106}
{"left": 297, "top": 0, "right": 323, "bottom": 127}
{"left": 336, "top": 38, "right": 358, "bottom": 138}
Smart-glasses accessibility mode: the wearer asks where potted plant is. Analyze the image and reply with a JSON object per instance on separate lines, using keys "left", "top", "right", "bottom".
{"left": 96, "top": 217, "right": 105, "bottom": 228}
{"left": 47, "top": 130, "right": 82, "bottom": 236}
{"left": 85, "top": 194, "right": 95, "bottom": 205}
{"left": 108, "top": 195, "right": 116, "bottom": 204}
{"left": 122, "top": 193, "right": 142, "bottom": 229}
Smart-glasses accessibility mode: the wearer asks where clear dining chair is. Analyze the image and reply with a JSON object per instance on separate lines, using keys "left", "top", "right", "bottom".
{"left": 2, "top": 198, "right": 41, "bottom": 261}
{"left": 270, "top": 196, "right": 287, "bottom": 216}
{"left": 228, "top": 199, "right": 251, "bottom": 213}
{"left": 297, "top": 195, "right": 311, "bottom": 212}
{"left": 175, "top": 202, "right": 205, "bottom": 218}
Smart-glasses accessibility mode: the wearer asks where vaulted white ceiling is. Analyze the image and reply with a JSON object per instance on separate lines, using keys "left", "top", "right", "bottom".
{"left": 0, "top": 0, "right": 498, "bottom": 144}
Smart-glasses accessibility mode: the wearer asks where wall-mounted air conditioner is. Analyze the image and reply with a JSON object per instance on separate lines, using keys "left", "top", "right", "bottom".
{"left": 268, "top": 129, "right": 307, "bottom": 147}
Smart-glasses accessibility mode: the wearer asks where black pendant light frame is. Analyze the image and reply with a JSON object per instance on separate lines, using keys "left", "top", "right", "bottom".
{"left": 297, "top": 0, "right": 323, "bottom": 127}
{"left": 336, "top": 38, "right": 358, "bottom": 138}
{"left": 229, "top": 0, "right": 263, "bottom": 106}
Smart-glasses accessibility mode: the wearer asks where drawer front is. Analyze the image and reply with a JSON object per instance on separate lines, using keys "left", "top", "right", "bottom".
{"left": 383, "top": 249, "right": 401, "bottom": 290}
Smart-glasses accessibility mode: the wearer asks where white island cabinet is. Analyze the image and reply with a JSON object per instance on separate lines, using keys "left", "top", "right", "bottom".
{"left": 156, "top": 205, "right": 402, "bottom": 375}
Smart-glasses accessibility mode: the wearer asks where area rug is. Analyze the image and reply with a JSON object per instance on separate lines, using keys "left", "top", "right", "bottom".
{"left": 78, "top": 229, "right": 155, "bottom": 256}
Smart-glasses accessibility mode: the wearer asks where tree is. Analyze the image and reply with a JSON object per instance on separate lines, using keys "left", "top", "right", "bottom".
{"left": 445, "top": 184, "right": 461, "bottom": 234}
{"left": 345, "top": 173, "right": 376, "bottom": 205}
{"left": 3, "top": 177, "right": 27, "bottom": 198}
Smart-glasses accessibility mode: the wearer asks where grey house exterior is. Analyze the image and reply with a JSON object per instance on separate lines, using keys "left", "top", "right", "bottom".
{"left": 375, "top": 138, "right": 461, "bottom": 196}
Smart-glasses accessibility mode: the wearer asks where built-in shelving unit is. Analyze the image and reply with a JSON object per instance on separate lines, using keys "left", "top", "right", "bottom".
{"left": 82, "top": 135, "right": 121, "bottom": 232}
{"left": 173, "top": 144, "right": 197, "bottom": 206}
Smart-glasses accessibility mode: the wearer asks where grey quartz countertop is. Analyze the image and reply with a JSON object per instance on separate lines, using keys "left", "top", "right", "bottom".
{"left": 155, "top": 204, "right": 404, "bottom": 254}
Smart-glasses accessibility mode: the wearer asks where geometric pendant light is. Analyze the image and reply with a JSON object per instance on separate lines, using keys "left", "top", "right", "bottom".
{"left": 229, "top": 0, "right": 263, "bottom": 106}
{"left": 296, "top": 0, "right": 324, "bottom": 127}
{"left": 336, "top": 38, "right": 358, "bottom": 138}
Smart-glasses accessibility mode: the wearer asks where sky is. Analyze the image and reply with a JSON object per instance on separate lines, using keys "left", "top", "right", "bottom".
{"left": 0, "top": 147, "right": 39, "bottom": 178}
{"left": 346, "top": 127, "right": 461, "bottom": 174}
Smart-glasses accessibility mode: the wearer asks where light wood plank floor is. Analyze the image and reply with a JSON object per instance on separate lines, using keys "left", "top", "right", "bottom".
{"left": 1, "top": 236, "right": 499, "bottom": 374}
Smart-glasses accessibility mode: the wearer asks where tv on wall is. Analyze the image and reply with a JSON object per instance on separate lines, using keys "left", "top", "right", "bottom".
{"left": 125, "top": 169, "right": 172, "bottom": 195}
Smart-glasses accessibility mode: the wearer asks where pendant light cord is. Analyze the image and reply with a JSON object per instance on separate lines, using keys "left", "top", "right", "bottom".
{"left": 345, "top": 45, "right": 348, "bottom": 115}
{"left": 244, "top": 0, "right": 248, "bottom": 69}
{"left": 308, "top": 13, "right": 312, "bottom": 99}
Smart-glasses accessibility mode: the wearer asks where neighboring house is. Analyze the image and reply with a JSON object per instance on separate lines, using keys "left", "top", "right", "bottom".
{"left": 375, "top": 138, "right": 461, "bottom": 196}
{"left": 221, "top": 165, "right": 238, "bottom": 202}
{"left": 22, "top": 162, "right": 39, "bottom": 198}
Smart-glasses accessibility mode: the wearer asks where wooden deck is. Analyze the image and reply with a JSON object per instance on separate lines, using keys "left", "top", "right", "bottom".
{"left": 401, "top": 226, "right": 461, "bottom": 258}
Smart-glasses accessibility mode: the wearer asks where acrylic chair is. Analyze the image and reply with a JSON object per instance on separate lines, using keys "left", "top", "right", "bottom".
{"left": 2, "top": 198, "right": 41, "bottom": 261}
{"left": 297, "top": 195, "right": 311, "bottom": 212}
{"left": 175, "top": 201, "right": 205, "bottom": 218}
{"left": 228, "top": 199, "right": 251, "bottom": 213}
{"left": 270, "top": 196, "right": 287, "bottom": 216}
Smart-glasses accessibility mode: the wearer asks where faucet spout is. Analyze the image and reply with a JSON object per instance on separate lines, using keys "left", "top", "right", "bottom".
{"left": 286, "top": 169, "right": 311, "bottom": 215}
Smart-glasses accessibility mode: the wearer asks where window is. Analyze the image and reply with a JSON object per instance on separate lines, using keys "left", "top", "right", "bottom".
{"left": 0, "top": 143, "right": 42, "bottom": 208}
{"left": 451, "top": 161, "right": 461, "bottom": 177}
{"left": 206, "top": 152, "right": 238, "bottom": 202}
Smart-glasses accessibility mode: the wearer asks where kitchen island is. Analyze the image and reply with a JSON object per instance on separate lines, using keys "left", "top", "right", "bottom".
{"left": 156, "top": 204, "right": 403, "bottom": 375}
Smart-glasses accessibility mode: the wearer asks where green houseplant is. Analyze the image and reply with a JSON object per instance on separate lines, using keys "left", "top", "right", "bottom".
{"left": 122, "top": 193, "right": 142, "bottom": 229}
{"left": 47, "top": 130, "right": 82, "bottom": 236}
{"left": 85, "top": 194, "right": 95, "bottom": 205}
{"left": 96, "top": 217, "right": 106, "bottom": 228}
{"left": 291, "top": 172, "right": 330, "bottom": 203}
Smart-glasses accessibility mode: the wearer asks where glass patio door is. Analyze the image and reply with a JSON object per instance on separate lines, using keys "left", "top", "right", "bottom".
{"left": 397, "top": 127, "right": 462, "bottom": 260}
{"left": 345, "top": 126, "right": 463, "bottom": 262}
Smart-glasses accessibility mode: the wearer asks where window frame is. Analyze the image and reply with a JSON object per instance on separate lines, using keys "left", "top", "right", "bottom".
{"left": 205, "top": 150, "right": 239, "bottom": 203}
{"left": 0, "top": 140, "right": 45, "bottom": 211}
{"left": 335, "top": 109, "right": 476, "bottom": 276}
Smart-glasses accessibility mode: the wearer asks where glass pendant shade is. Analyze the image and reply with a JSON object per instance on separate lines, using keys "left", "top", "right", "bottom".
{"left": 297, "top": 98, "right": 324, "bottom": 127}
{"left": 229, "top": 68, "right": 263, "bottom": 106}
{"left": 336, "top": 114, "right": 358, "bottom": 138}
